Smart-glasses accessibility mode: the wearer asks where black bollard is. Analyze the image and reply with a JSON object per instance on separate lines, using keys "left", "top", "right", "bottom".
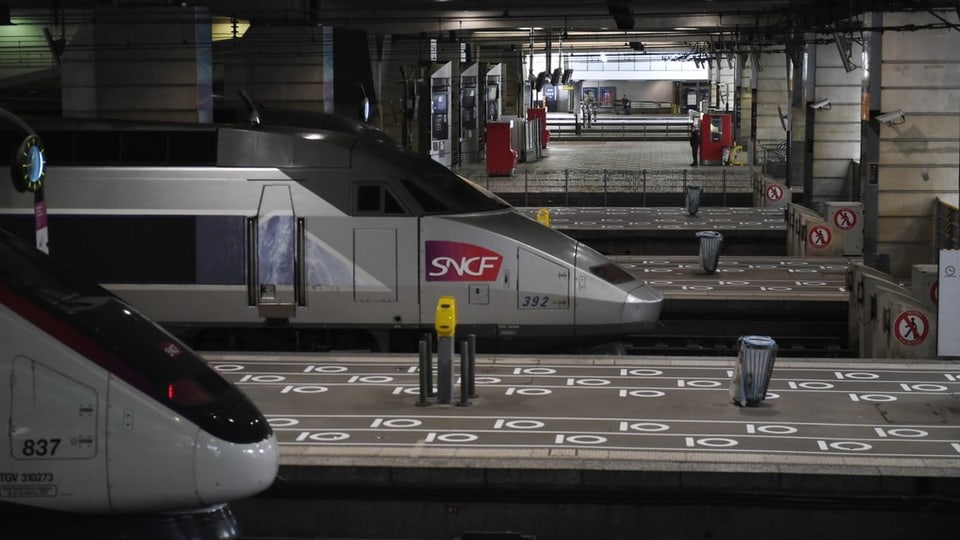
{"left": 416, "top": 339, "right": 431, "bottom": 407}
{"left": 457, "top": 340, "right": 471, "bottom": 407}
{"left": 467, "top": 334, "right": 478, "bottom": 398}
{"left": 422, "top": 332, "right": 434, "bottom": 397}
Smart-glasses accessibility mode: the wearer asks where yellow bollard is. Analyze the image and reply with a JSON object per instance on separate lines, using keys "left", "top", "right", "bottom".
{"left": 435, "top": 296, "right": 457, "bottom": 337}
{"left": 536, "top": 208, "right": 551, "bottom": 227}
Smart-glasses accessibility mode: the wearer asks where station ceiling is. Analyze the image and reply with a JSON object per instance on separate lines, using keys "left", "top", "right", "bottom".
{"left": 6, "top": 1, "right": 959, "bottom": 56}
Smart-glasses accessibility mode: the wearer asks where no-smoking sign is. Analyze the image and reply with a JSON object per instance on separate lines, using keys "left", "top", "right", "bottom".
{"left": 894, "top": 310, "right": 929, "bottom": 346}
{"left": 765, "top": 184, "right": 784, "bottom": 202}
{"left": 833, "top": 208, "right": 858, "bottom": 230}
{"left": 807, "top": 224, "right": 832, "bottom": 249}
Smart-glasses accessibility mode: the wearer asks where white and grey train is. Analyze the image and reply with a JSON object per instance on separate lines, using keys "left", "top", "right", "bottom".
{"left": 0, "top": 114, "right": 662, "bottom": 353}
{"left": 0, "top": 225, "right": 277, "bottom": 525}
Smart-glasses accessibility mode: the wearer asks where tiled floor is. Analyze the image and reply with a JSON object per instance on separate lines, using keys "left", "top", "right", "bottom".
{"left": 457, "top": 140, "right": 700, "bottom": 180}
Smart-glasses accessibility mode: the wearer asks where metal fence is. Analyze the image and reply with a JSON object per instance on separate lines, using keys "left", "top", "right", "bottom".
{"left": 476, "top": 167, "right": 755, "bottom": 207}
{"left": 935, "top": 197, "right": 960, "bottom": 250}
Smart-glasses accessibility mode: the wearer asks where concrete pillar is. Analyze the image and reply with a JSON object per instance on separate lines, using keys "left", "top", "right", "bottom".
{"left": 61, "top": 6, "right": 213, "bottom": 122}
{"left": 809, "top": 32, "right": 863, "bottom": 208}
{"left": 859, "top": 12, "right": 883, "bottom": 270}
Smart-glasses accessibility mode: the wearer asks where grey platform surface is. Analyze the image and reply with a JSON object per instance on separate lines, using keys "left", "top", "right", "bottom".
{"left": 210, "top": 353, "right": 960, "bottom": 478}
{"left": 615, "top": 255, "right": 851, "bottom": 301}
{"left": 518, "top": 206, "right": 786, "bottom": 232}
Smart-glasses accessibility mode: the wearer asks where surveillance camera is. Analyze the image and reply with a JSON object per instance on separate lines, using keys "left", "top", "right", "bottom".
{"left": 876, "top": 109, "right": 905, "bottom": 124}
{"left": 810, "top": 99, "right": 831, "bottom": 111}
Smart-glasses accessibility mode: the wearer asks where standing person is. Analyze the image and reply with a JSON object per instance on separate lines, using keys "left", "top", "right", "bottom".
{"left": 689, "top": 125, "right": 700, "bottom": 166}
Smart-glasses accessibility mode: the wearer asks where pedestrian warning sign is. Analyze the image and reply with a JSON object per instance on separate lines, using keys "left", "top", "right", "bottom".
{"left": 833, "top": 207, "right": 858, "bottom": 230}
{"left": 807, "top": 224, "right": 832, "bottom": 249}
{"left": 765, "top": 184, "right": 784, "bottom": 203}
{"left": 894, "top": 310, "right": 929, "bottom": 346}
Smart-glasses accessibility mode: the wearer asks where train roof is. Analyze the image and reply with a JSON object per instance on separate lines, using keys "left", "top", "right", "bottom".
{"left": 0, "top": 113, "right": 394, "bottom": 168}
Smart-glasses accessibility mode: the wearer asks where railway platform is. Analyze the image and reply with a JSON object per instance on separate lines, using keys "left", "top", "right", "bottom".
{"left": 219, "top": 352, "right": 960, "bottom": 540}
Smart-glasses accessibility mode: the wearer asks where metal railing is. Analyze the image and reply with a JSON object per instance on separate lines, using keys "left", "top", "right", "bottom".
{"left": 935, "top": 197, "right": 959, "bottom": 250}
{"left": 476, "top": 167, "right": 754, "bottom": 207}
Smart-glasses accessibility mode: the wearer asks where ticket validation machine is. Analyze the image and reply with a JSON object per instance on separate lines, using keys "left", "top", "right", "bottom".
{"left": 429, "top": 62, "right": 453, "bottom": 167}
{"left": 485, "top": 63, "right": 502, "bottom": 121}
{"left": 460, "top": 63, "right": 481, "bottom": 164}
{"left": 700, "top": 112, "right": 733, "bottom": 165}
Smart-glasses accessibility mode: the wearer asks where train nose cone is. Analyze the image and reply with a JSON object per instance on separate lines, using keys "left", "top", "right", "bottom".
{"left": 194, "top": 433, "right": 279, "bottom": 505}
{"left": 621, "top": 283, "right": 663, "bottom": 329}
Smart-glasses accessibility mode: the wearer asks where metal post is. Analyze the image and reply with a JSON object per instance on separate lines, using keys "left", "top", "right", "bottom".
{"left": 457, "top": 340, "right": 471, "bottom": 407}
{"left": 422, "top": 332, "right": 434, "bottom": 396}
{"left": 416, "top": 339, "right": 430, "bottom": 406}
{"left": 642, "top": 169, "right": 647, "bottom": 207}
{"left": 468, "top": 333, "right": 477, "bottom": 397}
{"left": 524, "top": 170, "right": 529, "bottom": 207}
{"left": 722, "top": 169, "right": 727, "bottom": 206}
{"left": 603, "top": 169, "right": 608, "bottom": 208}
{"left": 564, "top": 169, "right": 569, "bottom": 207}
{"left": 437, "top": 336, "right": 454, "bottom": 404}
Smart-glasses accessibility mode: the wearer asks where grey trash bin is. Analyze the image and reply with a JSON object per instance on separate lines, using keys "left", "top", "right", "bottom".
{"left": 729, "top": 335, "right": 778, "bottom": 407}
{"left": 686, "top": 185, "right": 703, "bottom": 216}
{"left": 695, "top": 230, "right": 723, "bottom": 273}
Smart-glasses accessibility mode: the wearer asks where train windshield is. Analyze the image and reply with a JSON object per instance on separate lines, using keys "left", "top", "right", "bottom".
{"left": 577, "top": 242, "right": 637, "bottom": 285}
{"left": 0, "top": 229, "right": 270, "bottom": 443}
{"left": 394, "top": 152, "right": 509, "bottom": 214}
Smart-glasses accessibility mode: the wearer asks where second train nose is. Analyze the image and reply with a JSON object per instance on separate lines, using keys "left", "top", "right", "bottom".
{"left": 194, "top": 433, "right": 279, "bottom": 506}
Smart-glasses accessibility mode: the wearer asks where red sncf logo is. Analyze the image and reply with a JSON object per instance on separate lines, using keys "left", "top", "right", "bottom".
{"left": 425, "top": 241, "right": 503, "bottom": 282}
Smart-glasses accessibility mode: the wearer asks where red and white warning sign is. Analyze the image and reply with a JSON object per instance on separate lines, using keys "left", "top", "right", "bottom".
{"left": 765, "top": 184, "right": 784, "bottom": 203}
{"left": 832, "top": 207, "right": 858, "bottom": 231}
{"left": 931, "top": 280, "right": 938, "bottom": 307}
{"left": 807, "top": 224, "right": 832, "bottom": 249}
{"left": 894, "top": 310, "right": 929, "bottom": 346}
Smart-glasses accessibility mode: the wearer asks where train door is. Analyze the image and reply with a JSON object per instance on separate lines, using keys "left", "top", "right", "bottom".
{"left": 517, "top": 247, "right": 571, "bottom": 313}
{"left": 5, "top": 355, "right": 104, "bottom": 507}
{"left": 250, "top": 186, "right": 303, "bottom": 319}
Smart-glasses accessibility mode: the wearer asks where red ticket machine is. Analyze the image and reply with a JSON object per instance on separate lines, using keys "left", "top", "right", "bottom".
{"left": 526, "top": 107, "right": 550, "bottom": 148}
{"left": 486, "top": 121, "right": 517, "bottom": 176}
{"left": 700, "top": 113, "right": 732, "bottom": 165}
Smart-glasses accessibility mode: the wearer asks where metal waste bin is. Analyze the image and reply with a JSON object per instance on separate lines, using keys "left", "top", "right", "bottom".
{"left": 686, "top": 185, "right": 703, "bottom": 216}
{"left": 729, "top": 335, "right": 778, "bottom": 407}
{"left": 695, "top": 230, "right": 723, "bottom": 273}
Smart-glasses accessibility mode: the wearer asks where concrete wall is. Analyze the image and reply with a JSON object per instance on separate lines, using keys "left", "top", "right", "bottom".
{"left": 753, "top": 52, "right": 790, "bottom": 157}
{"left": 810, "top": 39, "right": 863, "bottom": 206}
{"left": 877, "top": 10, "right": 960, "bottom": 277}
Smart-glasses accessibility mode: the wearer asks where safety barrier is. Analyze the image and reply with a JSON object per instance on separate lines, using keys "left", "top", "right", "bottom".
{"left": 479, "top": 167, "right": 753, "bottom": 208}
{"left": 848, "top": 262, "right": 939, "bottom": 360}
{"left": 760, "top": 141, "right": 787, "bottom": 179}
{"left": 753, "top": 175, "right": 790, "bottom": 208}
{"left": 785, "top": 203, "right": 842, "bottom": 257}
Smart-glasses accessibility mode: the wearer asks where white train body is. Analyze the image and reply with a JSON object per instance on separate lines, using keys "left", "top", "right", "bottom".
{"left": 0, "top": 229, "right": 278, "bottom": 514}
{"left": 0, "top": 115, "right": 661, "bottom": 352}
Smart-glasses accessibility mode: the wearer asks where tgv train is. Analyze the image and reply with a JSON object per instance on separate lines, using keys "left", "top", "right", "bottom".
{"left": 0, "top": 113, "right": 662, "bottom": 353}
{"left": 0, "top": 227, "right": 278, "bottom": 516}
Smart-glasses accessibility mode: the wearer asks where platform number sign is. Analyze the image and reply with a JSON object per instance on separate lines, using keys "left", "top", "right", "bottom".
{"left": 833, "top": 208, "right": 857, "bottom": 231}
{"left": 894, "top": 310, "right": 929, "bottom": 346}
{"left": 807, "top": 225, "right": 832, "bottom": 249}
{"left": 765, "top": 184, "right": 784, "bottom": 203}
